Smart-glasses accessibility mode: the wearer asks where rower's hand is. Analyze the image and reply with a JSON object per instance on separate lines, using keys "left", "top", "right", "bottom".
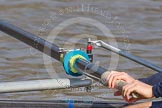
{"left": 122, "top": 80, "right": 153, "bottom": 102}
{"left": 106, "top": 71, "right": 154, "bottom": 102}
{"left": 107, "top": 71, "right": 135, "bottom": 89}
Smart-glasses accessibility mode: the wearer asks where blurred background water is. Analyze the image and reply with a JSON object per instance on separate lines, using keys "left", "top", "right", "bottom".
{"left": 0, "top": 0, "right": 162, "bottom": 102}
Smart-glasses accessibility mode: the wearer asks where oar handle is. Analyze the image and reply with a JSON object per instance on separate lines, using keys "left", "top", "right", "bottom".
{"left": 75, "top": 59, "right": 140, "bottom": 98}
{"left": 101, "top": 72, "right": 139, "bottom": 98}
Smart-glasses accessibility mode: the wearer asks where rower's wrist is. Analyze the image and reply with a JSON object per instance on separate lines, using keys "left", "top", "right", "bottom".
{"left": 151, "top": 86, "right": 154, "bottom": 98}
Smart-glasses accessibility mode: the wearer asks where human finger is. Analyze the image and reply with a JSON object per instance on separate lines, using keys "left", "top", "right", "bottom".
{"left": 107, "top": 71, "right": 119, "bottom": 88}
{"left": 122, "top": 83, "right": 136, "bottom": 98}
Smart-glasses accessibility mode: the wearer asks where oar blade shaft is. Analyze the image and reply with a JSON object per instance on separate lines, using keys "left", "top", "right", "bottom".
{"left": 0, "top": 20, "right": 60, "bottom": 61}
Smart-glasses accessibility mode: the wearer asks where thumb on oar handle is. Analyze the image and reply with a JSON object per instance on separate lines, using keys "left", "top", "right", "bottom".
{"left": 101, "top": 72, "right": 139, "bottom": 98}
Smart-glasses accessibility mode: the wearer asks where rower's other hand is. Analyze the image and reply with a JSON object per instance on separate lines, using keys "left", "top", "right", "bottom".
{"left": 113, "top": 80, "right": 153, "bottom": 103}
{"left": 122, "top": 80, "right": 153, "bottom": 102}
{"left": 107, "top": 71, "right": 135, "bottom": 89}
